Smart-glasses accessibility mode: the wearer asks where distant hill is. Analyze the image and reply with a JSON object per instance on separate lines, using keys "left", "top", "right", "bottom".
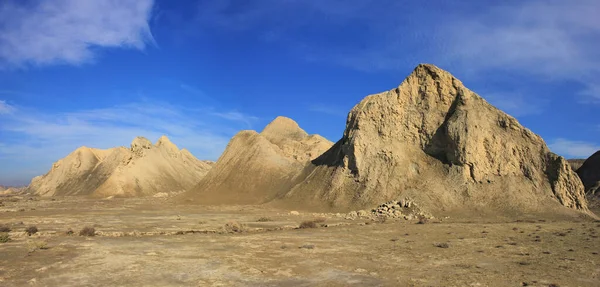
{"left": 27, "top": 136, "right": 213, "bottom": 197}
{"left": 575, "top": 151, "right": 600, "bottom": 200}
{"left": 180, "top": 116, "right": 332, "bottom": 205}
{"left": 567, "top": 159, "right": 586, "bottom": 171}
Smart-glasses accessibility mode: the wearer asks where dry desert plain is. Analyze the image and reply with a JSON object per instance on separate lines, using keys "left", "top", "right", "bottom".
{"left": 0, "top": 195, "right": 599, "bottom": 287}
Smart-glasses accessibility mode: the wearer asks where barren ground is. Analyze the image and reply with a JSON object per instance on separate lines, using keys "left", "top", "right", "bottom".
{"left": 1, "top": 195, "right": 599, "bottom": 287}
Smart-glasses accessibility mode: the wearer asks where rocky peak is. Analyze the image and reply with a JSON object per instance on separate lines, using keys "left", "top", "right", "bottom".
{"left": 307, "top": 63, "right": 588, "bottom": 213}
{"left": 261, "top": 116, "right": 308, "bottom": 141}
{"left": 130, "top": 136, "right": 153, "bottom": 156}
{"left": 156, "top": 135, "right": 180, "bottom": 154}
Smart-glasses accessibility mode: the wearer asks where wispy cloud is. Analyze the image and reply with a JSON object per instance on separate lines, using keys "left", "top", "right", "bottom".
{"left": 190, "top": 1, "right": 600, "bottom": 102}
{"left": 308, "top": 104, "right": 348, "bottom": 117}
{"left": 211, "top": 111, "right": 259, "bottom": 128}
{"left": 0, "top": 100, "right": 14, "bottom": 114}
{"left": 549, "top": 138, "right": 600, "bottom": 159}
{"left": 0, "top": 100, "right": 253, "bottom": 185}
{"left": 0, "top": 0, "right": 155, "bottom": 67}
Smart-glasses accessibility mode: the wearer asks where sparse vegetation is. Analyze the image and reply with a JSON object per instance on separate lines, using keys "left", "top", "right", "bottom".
{"left": 434, "top": 242, "right": 450, "bottom": 248}
{"left": 0, "top": 233, "right": 10, "bottom": 243}
{"left": 79, "top": 226, "right": 96, "bottom": 236}
{"left": 223, "top": 221, "right": 245, "bottom": 233}
{"left": 26, "top": 226, "right": 38, "bottom": 236}
{"left": 65, "top": 229, "right": 74, "bottom": 236}
{"left": 0, "top": 225, "right": 11, "bottom": 232}
{"left": 298, "top": 218, "right": 326, "bottom": 229}
{"left": 27, "top": 240, "right": 49, "bottom": 252}
{"left": 257, "top": 217, "right": 273, "bottom": 222}
{"left": 375, "top": 215, "right": 387, "bottom": 223}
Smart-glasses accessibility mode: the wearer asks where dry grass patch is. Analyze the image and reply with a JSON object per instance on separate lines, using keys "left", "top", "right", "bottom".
{"left": 27, "top": 240, "right": 49, "bottom": 252}
{"left": 0, "top": 233, "right": 10, "bottom": 243}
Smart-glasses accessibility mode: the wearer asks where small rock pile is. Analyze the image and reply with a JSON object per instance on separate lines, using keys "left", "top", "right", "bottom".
{"left": 345, "top": 198, "right": 433, "bottom": 221}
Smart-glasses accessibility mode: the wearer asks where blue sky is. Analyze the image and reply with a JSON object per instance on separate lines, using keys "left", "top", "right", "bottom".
{"left": 0, "top": 0, "right": 599, "bottom": 186}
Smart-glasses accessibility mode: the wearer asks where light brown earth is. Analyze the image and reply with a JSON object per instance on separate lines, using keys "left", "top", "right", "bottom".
{"left": 1, "top": 195, "right": 599, "bottom": 287}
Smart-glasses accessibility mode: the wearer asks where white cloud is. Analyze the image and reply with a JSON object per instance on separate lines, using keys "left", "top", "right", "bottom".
{"left": 440, "top": 0, "right": 600, "bottom": 98}
{"left": 0, "top": 0, "right": 155, "bottom": 67}
{"left": 0, "top": 101, "right": 254, "bottom": 185}
{"left": 549, "top": 138, "right": 600, "bottom": 159}
{"left": 211, "top": 111, "right": 260, "bottom": 128}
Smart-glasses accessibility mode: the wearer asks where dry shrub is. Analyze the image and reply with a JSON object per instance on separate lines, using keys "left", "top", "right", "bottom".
{"left": 26, "top": 226, "right": 38, "bottom": 236}
{"left": 79, "top": 226, "right": 96, "bottom": 237}
{"left": 417, "top": 215, "right": 429, "bottom": 224}
{"left": 27, "top": 240, "right": 49, "bottom": 252}
{"left": 257, "top": 217, "right": 273, "bottom": 222}
{"left": 375, "top": 215, "right": 387, "bottom": 224}
{"left": 0, "top": 225, "right": 11, "bottom": 232}
{"left": 65, "top": 229, "right": 74, "bottom": 236}
{"left": 0, "top": 233, "right": 10, "bottom": 243}
{"left": 223, "top": 221, "right": 245, "bottom": 233}
{"left": 434, "top": 242, "right": 450, "bottom": 248}
{"left": 299, "top": 220, "right": 317, "bottom": 229}
{"left": 299, "top": 217, "right": 327, "bottom": 229}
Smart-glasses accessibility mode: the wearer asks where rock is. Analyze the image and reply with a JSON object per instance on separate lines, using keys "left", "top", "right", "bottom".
{"left": 130, "top": 136, "right": 153, "bottom": 156}
{"left": 283, "top": 63, "right": 589, "bottom": 216}
{"left": 357, "top": 210, "right": 369, "bottom": 217}
{"left": 289, "top": 211, "right": 300, "bottom": 216}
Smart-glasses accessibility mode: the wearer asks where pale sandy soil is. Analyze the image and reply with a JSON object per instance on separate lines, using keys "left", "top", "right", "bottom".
{"left": 1, "top": 196, "right": 599, "bottom": 287}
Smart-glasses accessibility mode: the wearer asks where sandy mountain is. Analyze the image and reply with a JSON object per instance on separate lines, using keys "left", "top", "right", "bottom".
{"left": 181, "top": 117, "right": 333, "bottom": 204}
{"left": 27, "top": 136, "right": 213, "bottom": 197}
{"left": 278, "top": 64, "right": 588, "bottom": 216}
{"left": 575, "top": 150, "right": 600, "bottom": 198}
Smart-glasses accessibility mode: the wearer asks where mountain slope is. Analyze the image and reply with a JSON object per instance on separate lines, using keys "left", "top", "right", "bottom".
{"left": 576, "top": 150, "right": 600, "bottom": 198}
{"left": 181, "top": 117, "right": 333, "bottom": 204}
